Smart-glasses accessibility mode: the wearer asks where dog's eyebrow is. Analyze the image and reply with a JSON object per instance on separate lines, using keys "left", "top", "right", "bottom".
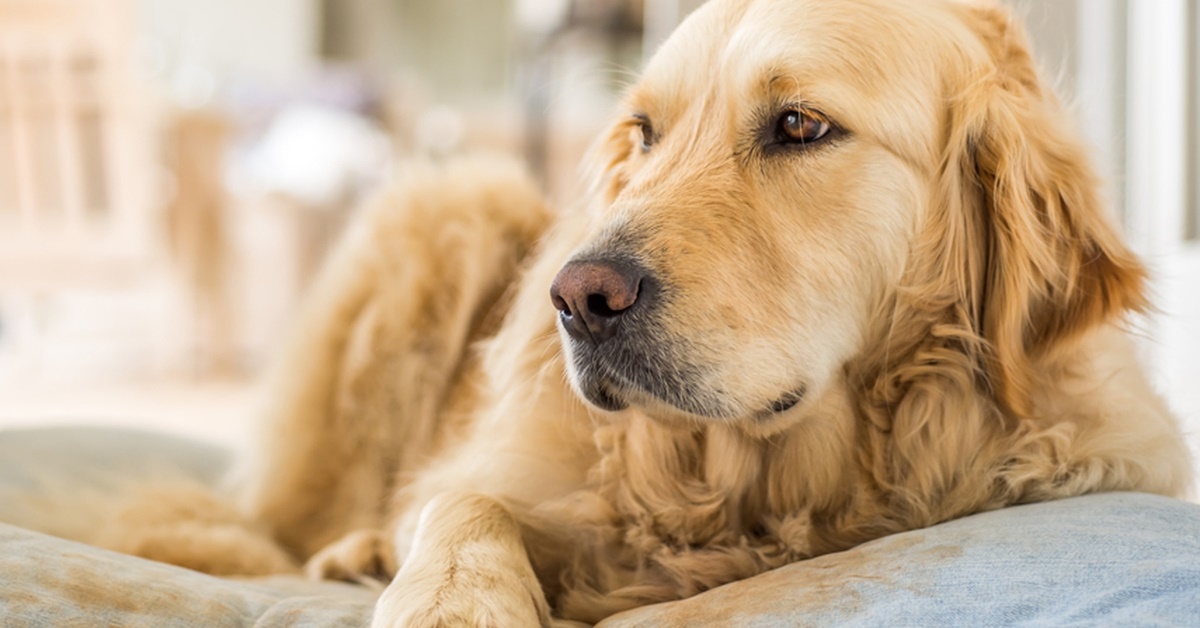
{"left": 759, "top": 71, "right": 826, "bottom": 111}
{"left": 763, "top": 70, "right": 800, "bottom": 94}
{"left": 765, "top": 73, "right": 791, "bottom": 89}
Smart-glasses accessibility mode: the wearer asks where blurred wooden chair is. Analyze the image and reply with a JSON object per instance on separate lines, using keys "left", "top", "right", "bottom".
{"left": 0, "top": 0, "right": 172, "bottom": 381}
{"left": 0, "top": 0, "right": 156, "bottom": 289}
{"left": 163, "top": 109, "right": 237, "bottom": 376}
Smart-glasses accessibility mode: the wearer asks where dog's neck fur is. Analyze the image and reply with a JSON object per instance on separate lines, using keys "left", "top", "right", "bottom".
{"left": 551, "top": 306, "right": 1188, "bottom": 620}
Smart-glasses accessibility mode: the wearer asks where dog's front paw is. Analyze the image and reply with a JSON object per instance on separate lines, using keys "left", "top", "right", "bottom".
{"left": 372, "top": 561, "right": 549, "bottom": 628}
{"left": 370, "top": 492, "right": 551, "bottom": 627}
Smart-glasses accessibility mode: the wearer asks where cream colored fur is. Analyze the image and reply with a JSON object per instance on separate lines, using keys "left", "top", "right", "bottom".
{"left": 53, "top": 0, "right": 1194, "bottom": 626}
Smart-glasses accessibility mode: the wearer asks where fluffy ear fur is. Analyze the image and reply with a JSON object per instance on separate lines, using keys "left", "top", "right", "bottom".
{"left": 582, "top": 117, "right": 638, "bottom": 206}
{"left": 938, "top": 4, "right": 1148, "bottom": 417}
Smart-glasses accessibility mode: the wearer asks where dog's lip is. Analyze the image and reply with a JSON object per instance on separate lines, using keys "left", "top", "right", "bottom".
{"left": 571, "top": 349, "right": 808, "bottom": 422}
{"left": 581, "top": 368, "right": 710, "bottom": 418}
{"left": 563, "top": 332, "right": 747, "bottom": 420}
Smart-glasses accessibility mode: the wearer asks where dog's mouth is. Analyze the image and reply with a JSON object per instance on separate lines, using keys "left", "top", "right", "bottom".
{"left": 552, "top": 246, "right": 808, "bottom": 422}
{"left": 567, "top": 344, "right": 808, "bottom": 422}
{"left": 567, "top": 340, "right": 731, "bottom": 419}
{"left": 751, "top": 386, "right": 807, "bottom": 421}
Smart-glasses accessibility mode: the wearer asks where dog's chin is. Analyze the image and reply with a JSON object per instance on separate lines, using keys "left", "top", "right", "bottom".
{"left": 562, "top": 331, "right": 811, "bottom": 428}
{"left": 569, "top": 357, "right": 813, "bottom": 432}
{"left": 573, "top": 367, "right": 724, "bottom": 421}
{"left": 572, "top": 366, "right": 810, "bottom": 431}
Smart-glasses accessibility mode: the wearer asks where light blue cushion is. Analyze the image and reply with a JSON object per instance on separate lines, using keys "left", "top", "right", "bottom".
{"left": 0, "top": 522, "right": 377, "bottom": 627}
{"left": 0, "top": 425, "right": 230, "bottom": 491}
{"left": 1, "top": 427, "right": 1197, "bottom": 626}
{"left": 601, "top": 492, "right": 1200, "bottom": 627}
{"left": 0, "top": 426, "right": 231, "bottom": 533}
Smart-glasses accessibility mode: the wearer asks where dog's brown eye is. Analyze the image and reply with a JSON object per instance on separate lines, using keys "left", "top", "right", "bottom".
{"left": 633, "top": 115, "right": 654, "bottom": 152}
{"left": 777, "top": 110, "right": 831, "bottom": 144}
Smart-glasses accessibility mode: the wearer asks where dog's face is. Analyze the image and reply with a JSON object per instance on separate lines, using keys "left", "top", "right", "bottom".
{"left": 551, "top": 0, "right": 1144, "bottom": 430}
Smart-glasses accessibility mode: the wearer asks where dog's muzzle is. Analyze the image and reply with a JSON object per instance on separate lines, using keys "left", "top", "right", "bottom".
{"left": 549, "top": 254, "right": 734, "bottom": 418}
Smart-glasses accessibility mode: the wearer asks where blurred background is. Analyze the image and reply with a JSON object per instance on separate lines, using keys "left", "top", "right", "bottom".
{"left": 0, "top": 0, "right": 1197, "bottom": 484}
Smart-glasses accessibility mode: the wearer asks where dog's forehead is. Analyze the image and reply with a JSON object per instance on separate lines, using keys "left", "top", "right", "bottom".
{"left": 636, "top": 0, "right": 971, "bottom": 161}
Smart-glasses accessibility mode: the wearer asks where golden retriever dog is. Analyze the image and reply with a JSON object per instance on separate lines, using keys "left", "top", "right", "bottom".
{"left": 82, "top": 0, "right": 1193, "bottom": 625}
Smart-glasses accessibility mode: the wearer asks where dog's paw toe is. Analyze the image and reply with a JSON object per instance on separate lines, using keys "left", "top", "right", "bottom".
{"left": 305, "top": 528, "right": 397, "bottom": 584}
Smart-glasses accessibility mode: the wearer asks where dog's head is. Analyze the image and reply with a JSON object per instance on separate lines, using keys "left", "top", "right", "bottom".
{"left": 550, "top": 0, "right": 1145, "bottom": 431}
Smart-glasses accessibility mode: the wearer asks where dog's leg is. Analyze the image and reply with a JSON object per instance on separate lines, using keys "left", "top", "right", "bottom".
{"left": 239, "top": 157, "right": 554, "bottom": 561}
{"left": 95, "top": 481, "right": 299, "bottom": 576}
{"left": 372, "top": 492, "right": 552, "bottom": 628}
{"left": 367, "top": 394, "right": 606, "bottom": 624}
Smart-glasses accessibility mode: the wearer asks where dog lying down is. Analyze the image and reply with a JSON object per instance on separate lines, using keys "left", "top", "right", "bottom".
{"left": 68, "top": 0, "right": 1192, "bottom": 625}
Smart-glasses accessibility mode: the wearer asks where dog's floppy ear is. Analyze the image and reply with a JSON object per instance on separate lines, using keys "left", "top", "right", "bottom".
{"left": 582, "top": 117, "right": 639, "bottom": 206}
{"left": 939, "top": 4, "right": 1148, "bottom": 417}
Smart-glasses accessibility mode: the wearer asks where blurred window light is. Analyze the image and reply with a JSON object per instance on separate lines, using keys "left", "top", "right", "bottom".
{"left": 1187, "top": 0, "right": 1198, "bottom": 242}
{"left": 242, "top": 103, "right": 390, "bottom": 208}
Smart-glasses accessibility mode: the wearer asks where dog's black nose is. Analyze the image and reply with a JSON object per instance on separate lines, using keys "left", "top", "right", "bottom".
{"left": 550, "top": 259, "right": 643, "bottom": 344}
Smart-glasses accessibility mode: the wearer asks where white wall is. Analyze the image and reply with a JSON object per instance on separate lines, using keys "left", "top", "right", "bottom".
{"left": 136, "top": 0, "right": 320, "bottom": 95}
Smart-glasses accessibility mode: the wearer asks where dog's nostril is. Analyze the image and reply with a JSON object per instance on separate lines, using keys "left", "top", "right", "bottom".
{"left": 551, "top": 292, "right": 572, "bottom": 316}
{"left": 587, "top": 293, "right": 618, "bottom": 317}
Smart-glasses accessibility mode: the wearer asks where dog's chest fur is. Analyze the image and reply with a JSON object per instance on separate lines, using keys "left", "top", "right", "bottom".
{"left": 551, "top": 412, "right": 861, "bottom": 615}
